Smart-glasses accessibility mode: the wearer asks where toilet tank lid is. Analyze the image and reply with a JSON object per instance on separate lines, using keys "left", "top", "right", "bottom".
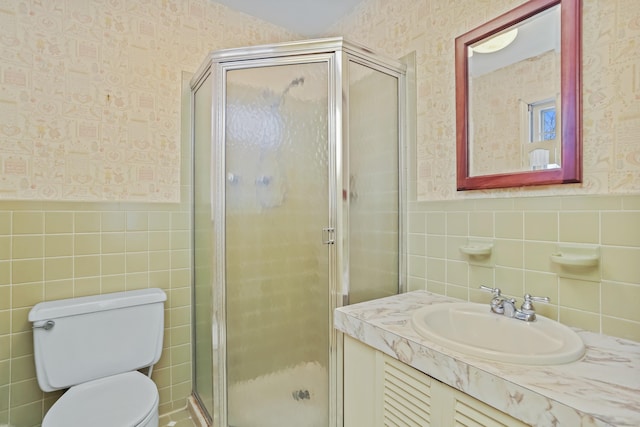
{"left": 29, "top": 288, "right": 167, "bottom": 322}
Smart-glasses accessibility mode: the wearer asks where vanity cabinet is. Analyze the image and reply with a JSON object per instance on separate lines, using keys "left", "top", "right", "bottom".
{"left": 344, "top": 336, "right": 529, "bottom": 427}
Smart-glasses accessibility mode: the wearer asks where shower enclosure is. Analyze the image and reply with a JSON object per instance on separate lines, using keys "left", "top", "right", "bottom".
{"left": 191, "top": 38, "right": 406, "bottom": 427}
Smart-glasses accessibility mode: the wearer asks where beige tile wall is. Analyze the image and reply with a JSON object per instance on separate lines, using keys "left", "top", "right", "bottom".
{"left": 0, "top": 202, "right": 193, "bottom": 426}
{"left": 407, "top": 194, "right": 640, "bottom": 341}
{"left": 1, "top": 0, "right": 298, "bottom": 426}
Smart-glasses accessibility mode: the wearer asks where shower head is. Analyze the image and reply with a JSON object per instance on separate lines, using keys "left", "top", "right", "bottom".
{"left": 289, "top": 76, "right": 305, "bottom": 87}
{"left": 281, "top": 76, "right": 305, "bottom": 97}
{"left": 271, "top": 76, "right": 305, "bottom": 109}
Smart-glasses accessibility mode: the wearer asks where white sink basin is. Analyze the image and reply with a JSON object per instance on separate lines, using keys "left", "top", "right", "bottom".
{"left": 411, "top": 302, "right": 585, "bottom": 365}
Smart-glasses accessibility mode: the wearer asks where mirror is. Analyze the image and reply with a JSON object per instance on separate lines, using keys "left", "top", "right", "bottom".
{"left": 456, "top": 0, "right": 581, "bottom": 190}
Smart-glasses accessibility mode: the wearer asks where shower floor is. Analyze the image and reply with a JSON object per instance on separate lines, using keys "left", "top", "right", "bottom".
{"left": 227, "top": 361, "right": 328, "bottom": 427}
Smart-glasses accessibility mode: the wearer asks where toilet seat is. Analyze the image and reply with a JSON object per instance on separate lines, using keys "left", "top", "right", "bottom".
{"left": 42, "top": 371, "right": 159, "bottom": 427}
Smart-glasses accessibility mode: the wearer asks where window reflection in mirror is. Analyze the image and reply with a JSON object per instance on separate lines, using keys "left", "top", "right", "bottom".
{"left": 527, "top": 98, "right": 560, "bottom": 170}
{"left": 468, "top": 5, "right": 561, "bottom": 177}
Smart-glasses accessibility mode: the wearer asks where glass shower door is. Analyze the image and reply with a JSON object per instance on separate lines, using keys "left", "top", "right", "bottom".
{"left": 346, "top": 60, "right": 402, "bottom": 304}
{"left": 223, "top": 61, "right": 331, "bottom": 427}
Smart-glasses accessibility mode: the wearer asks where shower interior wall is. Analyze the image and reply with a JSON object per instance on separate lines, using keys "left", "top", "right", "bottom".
{"left": 220, "top": 59, "right": 405, "bottom": 383}
{"left": 348, "top": 63, "right": 401, "bottom": 304}
{"left": 224, "top": 82, "right": 330, "bottom": 383}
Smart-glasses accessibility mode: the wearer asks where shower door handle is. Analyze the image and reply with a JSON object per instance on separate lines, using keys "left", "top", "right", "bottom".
{"left": 322, "top": 227, "right": 335, "bottom": 245}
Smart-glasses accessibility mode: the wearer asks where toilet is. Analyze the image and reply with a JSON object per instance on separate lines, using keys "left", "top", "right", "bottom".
{"left": 28, "top": 288, "right": 167, "bottom": 427}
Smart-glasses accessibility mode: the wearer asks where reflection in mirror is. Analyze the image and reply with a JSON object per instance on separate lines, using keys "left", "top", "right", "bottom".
{"left": 456, "top": 0, "right": 582, "bottom": 191}
{"left": 469, "top": 5, "right": 560, "bottom": 176}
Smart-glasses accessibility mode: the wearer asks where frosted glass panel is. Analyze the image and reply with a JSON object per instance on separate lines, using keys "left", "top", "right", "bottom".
{"left": 224, "top": 62, "right": 330, "bottom": 427}
{"left": 348, "top": 61, "right": 400, "bottom": 304}
{"left": 192, "top": 74, "right": 215, "bottom": 417}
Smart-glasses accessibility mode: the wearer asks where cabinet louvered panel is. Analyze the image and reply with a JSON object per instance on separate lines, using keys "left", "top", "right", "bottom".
{"left": 383, "top": 356, "right": 431, "bottom": 426}
{"left": 344, "top": 336, "right": 531, "bottom": 427}
{"left": 454, "top": 394, "right": 528, "bottom": 427}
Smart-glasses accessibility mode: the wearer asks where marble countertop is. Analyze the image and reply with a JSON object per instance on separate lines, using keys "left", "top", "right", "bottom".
{"left": 334, "top": 291, "right": 640, "bottom": 427}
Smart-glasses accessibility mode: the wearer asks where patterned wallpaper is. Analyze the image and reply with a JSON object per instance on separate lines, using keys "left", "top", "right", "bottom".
{"left": 0, "top": 0, "right": 296, "bottom": 202}
{"left": 2, "top": 0, "right": 639, "bottom": 203}
{"left": 329, "top": 0, "right": 640, "bottom": 201}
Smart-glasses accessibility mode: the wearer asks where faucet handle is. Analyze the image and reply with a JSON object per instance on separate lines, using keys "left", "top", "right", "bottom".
{"left": 521, "top": 294, "right": 550, "bottom": 312}
{"left": 480, "top": 286, "right": 505, "bottom": 314}
{"left": 479, "top": 285, "right": 501, "bottom": 297}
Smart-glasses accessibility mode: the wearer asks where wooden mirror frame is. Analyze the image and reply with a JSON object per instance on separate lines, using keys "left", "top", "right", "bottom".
{"left": 456, "top": 0, "right": 582, "bottom": 191}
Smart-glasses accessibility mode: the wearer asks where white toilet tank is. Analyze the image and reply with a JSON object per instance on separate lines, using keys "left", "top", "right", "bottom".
{"left": 29, "top": 288, "right": 166, "bottom": 392}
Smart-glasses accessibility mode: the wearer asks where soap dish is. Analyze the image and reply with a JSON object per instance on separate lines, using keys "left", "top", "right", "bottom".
{"left": 459, "top": 238, "right": 493, "bottom": 256}
{"left": 460, "top": 244, "right": 493, "bottom": 256}
{"left": 550, "top": 243, "right": 600, "bottom": 267}
{"left": 550, "top": 252, "right": 599, "bottom": 267}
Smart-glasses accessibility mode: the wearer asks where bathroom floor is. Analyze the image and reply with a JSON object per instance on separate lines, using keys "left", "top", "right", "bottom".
{"left": 159, "top": 408, "right": 198, "bottom": 427}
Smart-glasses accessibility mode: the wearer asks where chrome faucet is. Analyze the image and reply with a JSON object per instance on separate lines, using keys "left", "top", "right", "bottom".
{"left": 479, "top": 286, "right": 550, "bottom": 322}
{"left": 479, "top": 285, "right": 506, "bottom": 314}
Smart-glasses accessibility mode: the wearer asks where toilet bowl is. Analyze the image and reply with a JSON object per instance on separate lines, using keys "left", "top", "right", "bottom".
{"left": 42, "top": 372, "right": 159, "bottom": 427}
{"left": 29, "top": 288, "right": 166, "bottom": 427}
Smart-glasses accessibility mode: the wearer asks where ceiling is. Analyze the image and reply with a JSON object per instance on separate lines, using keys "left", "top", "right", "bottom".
{"left": 213, "top": 0, "right": 364, "bottom": 36}
{"left": 469, "top": 5, "right": 560, "bottom": 77}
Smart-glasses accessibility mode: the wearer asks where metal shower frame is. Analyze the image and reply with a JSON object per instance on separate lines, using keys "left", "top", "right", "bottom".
{"left": 190, "top": 37, "right": 407, "bottom": 427}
